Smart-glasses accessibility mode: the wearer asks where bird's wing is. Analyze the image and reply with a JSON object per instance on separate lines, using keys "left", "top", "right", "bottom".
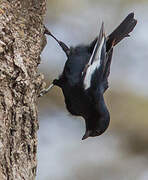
{"left": 83, "top": 23, "right": 107, "bottom": 90}
{"left": 88, "top": 23, "right": 106, "bottom": 66}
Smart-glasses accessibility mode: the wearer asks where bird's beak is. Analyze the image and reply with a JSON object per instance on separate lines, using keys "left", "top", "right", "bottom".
{"left": 82, "top": 130, "right": 92, "bottom": 140}
{"left": 82, "top": 129, "right": 103, "bottom": 140}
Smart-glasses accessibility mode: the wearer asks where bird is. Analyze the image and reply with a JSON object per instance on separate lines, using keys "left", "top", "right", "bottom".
{"left": 41, "top": 13, "right": 137, "bottom": 140}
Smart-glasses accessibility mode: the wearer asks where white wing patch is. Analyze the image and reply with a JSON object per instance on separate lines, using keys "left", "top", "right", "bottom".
{"left": 83, "top": 35, "right": 105, "bottom": 90}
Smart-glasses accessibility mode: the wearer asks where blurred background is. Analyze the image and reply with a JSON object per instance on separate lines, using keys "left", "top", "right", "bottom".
{"left": 37, "top": 0, "right": 148, "bottom": 179}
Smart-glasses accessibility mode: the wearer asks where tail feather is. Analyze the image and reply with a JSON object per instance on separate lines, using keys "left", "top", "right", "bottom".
{"left": 106, "top": 12, "right": 137, "bottom": 51}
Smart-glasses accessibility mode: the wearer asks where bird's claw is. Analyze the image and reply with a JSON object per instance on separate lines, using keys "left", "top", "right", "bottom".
{"left": 38, "top": 84, "right": 54, "bottom": 97}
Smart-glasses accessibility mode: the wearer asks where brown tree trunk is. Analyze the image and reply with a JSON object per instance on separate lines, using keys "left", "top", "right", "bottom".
{"left": 0, "top": 0, "right": 47, "bottom": 179}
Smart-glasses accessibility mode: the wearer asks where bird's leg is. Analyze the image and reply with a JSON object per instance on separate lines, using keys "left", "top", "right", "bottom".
{"left": 39, "top": 83, "right": 54, "bottom": 97}
{"left": 44, "top": 26, "right": 70, "bottom": 56}
{"left": 38, "top": 78, "right": 62, "bottom": 97}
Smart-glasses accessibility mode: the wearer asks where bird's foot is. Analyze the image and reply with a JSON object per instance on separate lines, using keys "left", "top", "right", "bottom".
{"left": 44, "top": 26, "right": 70, "bottom": 56}
{"left": 39, "top": 84, "right": 54, "bottom": 97}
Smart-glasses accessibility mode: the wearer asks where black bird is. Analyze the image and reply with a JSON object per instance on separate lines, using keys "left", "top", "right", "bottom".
{"left": 42, "top": 13, "right": 137, "bottom": 140}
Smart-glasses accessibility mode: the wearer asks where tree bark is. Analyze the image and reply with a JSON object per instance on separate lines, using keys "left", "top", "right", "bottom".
{"left": 0, "top": 0, "right": 47, "bottom": 179}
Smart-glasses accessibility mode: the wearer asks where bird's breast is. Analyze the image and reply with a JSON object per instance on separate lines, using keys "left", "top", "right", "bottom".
{"left": 62, "top": 85, "right": 92, "bottom": 117}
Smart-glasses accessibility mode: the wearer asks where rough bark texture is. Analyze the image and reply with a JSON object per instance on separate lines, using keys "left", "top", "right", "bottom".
{"left": 0, "top": 0, "right": 47, "bottom": 179}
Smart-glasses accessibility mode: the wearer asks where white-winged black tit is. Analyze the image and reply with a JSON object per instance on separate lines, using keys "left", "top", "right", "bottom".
{"left": 41, "top": 13, "right": 137, "bottom": 140}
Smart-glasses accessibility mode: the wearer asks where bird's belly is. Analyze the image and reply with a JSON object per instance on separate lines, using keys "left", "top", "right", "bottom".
{"left": 63, "top": 91, "right": 90, "bottom": 117}
{"left": 65, "top": 99, "right": 83, "bottom": 116}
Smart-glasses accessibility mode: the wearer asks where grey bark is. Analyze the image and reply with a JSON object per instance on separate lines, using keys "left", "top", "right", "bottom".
{"left": 0, "top": 0, "right": 47, "bottom": 179}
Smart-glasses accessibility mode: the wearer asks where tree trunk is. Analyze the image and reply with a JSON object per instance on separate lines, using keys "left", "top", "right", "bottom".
{"left": 0, "top": 0, "right": 46, "bottom": 179}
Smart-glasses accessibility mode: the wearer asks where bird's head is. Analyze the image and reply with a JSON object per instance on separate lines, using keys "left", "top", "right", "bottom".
{"left": 82, "top": 95, "right": 110, "bottom": 140}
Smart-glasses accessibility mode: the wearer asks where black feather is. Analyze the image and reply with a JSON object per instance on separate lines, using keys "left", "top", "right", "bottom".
{"left": 51, "top": 13, "right": 137, "bottom": 140}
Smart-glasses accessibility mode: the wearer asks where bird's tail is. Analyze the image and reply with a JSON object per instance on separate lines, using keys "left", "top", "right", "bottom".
{"left": 106, "top": 12, "right": 137, "bottom": 51}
